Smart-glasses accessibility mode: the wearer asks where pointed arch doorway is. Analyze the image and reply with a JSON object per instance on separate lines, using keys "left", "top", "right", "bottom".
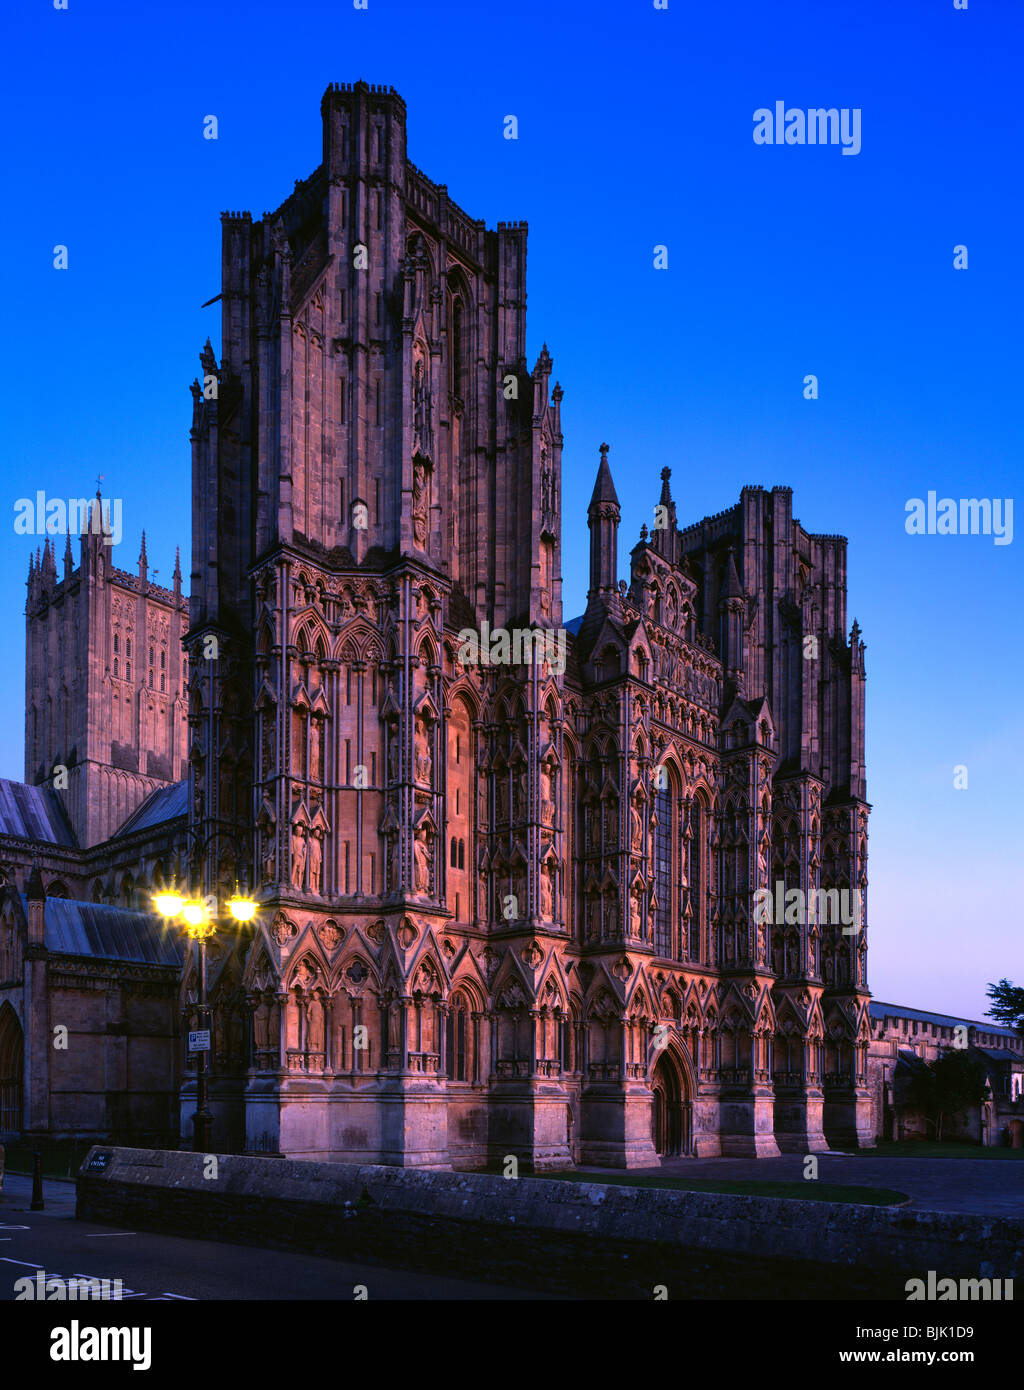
{"left": 651, "top": 1047, "right": 692, "bottom": 1157}
{"left": 0, "top": 1003, "right": 24, "bottom": 1135}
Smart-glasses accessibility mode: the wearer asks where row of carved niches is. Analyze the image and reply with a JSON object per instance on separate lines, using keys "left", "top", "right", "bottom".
{"left": 252, "top": 582, "right": 443, "bottom": 657}
{"left": 483, "top": 861, "right": 560, "bottom": 922}
{"left": 489, "top": 765, "right": 558, "bottom": 824}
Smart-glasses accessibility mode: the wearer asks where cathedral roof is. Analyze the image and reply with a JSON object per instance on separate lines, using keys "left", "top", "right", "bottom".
{"left": 0, "top": 779, "right": 77, "bottom": 847}
{"left": 113, "top": 779, "right": 188, "bottom": 837}
{"left": 23, "top": 895, "right": 184, "bottom": 968}
{"left": 871, "top": 1000, "right": 1021, "bottom": 1040}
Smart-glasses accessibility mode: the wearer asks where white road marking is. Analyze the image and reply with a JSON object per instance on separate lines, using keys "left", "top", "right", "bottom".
{"left": 84, "top": 1231, "right": 136, "bottom": 1238}
{"left": 2, "top": 1254, "right": 194, "bottom": 1300}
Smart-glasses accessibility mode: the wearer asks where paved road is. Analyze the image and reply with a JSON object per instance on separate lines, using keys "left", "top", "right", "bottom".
{"left": 574, "top": 1153, "right": 1024, "bottom": 1216}
{"left": 0, "top": 1174, "right": 563, "bottom": 1301}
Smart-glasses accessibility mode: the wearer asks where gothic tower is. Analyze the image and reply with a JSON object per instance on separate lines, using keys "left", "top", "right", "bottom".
{"left": 187, "top": 83, "right": 566, "bottom": 1163}
{"left": 24, "top": 497, "right": 189, "bottom": 848}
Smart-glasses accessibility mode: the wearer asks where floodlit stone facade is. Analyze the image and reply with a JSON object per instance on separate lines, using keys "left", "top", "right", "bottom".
{"left": 185, "top": 83, "right": 873, "bottom": 1168}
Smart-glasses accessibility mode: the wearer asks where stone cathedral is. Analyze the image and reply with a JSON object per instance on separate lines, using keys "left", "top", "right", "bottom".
{"left": 184, "top": 82, "right": 873, "bottom": 1169}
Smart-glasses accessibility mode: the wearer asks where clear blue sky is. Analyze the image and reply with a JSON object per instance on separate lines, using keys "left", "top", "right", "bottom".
{"left": 1, "top": 0, "right": 1020, "bottom": 1022}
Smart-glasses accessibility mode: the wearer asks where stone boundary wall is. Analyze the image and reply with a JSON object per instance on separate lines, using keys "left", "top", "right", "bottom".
{"left": 75, "top": 1148, "right": 1023, "bottom": 1299}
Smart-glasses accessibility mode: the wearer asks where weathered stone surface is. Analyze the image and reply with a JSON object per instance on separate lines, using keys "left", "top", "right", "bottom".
{"left": 76, "top": 1147, "right": 1023, "bottom": 1299}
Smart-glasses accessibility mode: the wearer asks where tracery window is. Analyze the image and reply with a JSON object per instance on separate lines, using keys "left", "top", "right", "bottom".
{"left": 446, "top": 992, "right": 470, "bottom": 1082}
{"left": 653, "top": 784, "right": 672, "bottom": 956}
{"left": 686, "top": 798, "right": 705, "bottom": 961}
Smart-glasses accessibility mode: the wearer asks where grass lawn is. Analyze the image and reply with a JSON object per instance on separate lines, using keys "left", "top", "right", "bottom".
{"left": 471, "top": 1166, "right": 906, "bottom": 1205}
{"left": 848, "top": 1140, "right": 1024, "bottom": 1161}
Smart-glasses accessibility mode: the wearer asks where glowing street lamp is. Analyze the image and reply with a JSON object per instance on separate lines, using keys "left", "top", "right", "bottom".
{"left": 152, "top": 891, "right": 184, "bottom": 918}
{"left": 152, "top": 885, "right": 257, "bottom": 1152}
{"left": 227, "top": 892, "right": 257, "bottom": 923}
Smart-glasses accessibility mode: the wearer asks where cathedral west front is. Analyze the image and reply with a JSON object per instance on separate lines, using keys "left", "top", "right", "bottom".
{"left": 0, "top": 82, "right": 873, "bottom": 1170}
{"left": 180, "top": 82, "right": 874, "bottom": 1169}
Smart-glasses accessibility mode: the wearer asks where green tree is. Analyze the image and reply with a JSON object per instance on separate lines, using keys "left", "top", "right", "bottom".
{"left": 903, "top": 1051, "right": 989, "bottom": 1143}
{"left": 985, "top": 979, "right": 1024, "bottom": 1035}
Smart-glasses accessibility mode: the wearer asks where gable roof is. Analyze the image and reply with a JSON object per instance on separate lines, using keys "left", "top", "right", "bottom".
{"left": 870, "top": 1000, "right": 1022, "bottom": 1041}
{"left": 0, "top": 778, "right": 77, "bottom": 847}
{"left": 27, "top": 895, "right": 183, "bottom": 967}
{"left": 113, "top": 779, "right": 188, "bottom": 837}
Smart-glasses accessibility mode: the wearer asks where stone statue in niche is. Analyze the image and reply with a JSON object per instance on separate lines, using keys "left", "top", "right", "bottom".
{"left": 263, "top": 838, "right": 276, "bottom": 885}
{"left": 307, "top": 998, "right": 325, "bottom": 1054}
{"left": 254, "top": 999, "right": 269, "bottom": 1051}
{"left": 630, "top": 890, "right": 642, "bottom": 937}
{"left": 541, "top": 455, "right": 553, "bottom": 514}
{"left": 261, "top": 717, "right": 275, "bottom": 778}
{"left": 540, "top": 866, "right": 554, "bottom": 919}
{"left": 540, "top": 763, "right": 556, "bottom": 824}
{"left": 412, "top": 457, "right": 430, "bottom": 547}
{"left": 309, "top": 721, "right": 320, "bottom": 782}
{"left": 496, "top": 777, "right": 509, "bottom": 823}
{"left": 414, "top": 834, "right": 431, "bottom": 894}
{"left": 586, "top": 895, "right": 600, "bottom": 941}
{"left": 290, "top": 824, "right": 307, "bottom": 888}
{"left": 630, "top": 800, "right": 643, "bottom": 852}
{"left": 387, "top": 730, "right": 400, "bottom": 782}
{"left": 414, "top": 721, "right": 432, "bottom": 785}
{"left": 308, "top": 828, "right": 323, "bottom": 894}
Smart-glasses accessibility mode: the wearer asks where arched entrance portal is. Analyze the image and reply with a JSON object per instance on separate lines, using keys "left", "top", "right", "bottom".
{"left": 0, "top": 1003, "right": 24, "bottom": 1135}
{"left": 651, "top": 1048, "right": 692, "bottom": 1157}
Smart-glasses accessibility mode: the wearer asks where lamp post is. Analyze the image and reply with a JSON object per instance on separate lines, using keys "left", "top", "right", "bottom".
{"left": 153, "top": 887, "right": 257, "bottom": 1153}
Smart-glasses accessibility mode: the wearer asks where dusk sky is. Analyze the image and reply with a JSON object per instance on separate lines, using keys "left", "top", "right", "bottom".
{"left": 1, "top": 0, "right": 1020, "bottom": 1020}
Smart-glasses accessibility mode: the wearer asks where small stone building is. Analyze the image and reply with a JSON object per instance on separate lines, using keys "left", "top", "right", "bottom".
{"left": 0, "top": 868, "right": 182, "bottom": 1144}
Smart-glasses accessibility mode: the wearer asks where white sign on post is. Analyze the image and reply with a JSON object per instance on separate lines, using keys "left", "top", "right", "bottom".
{"left": 188, "top": 1030, "right": 211, "bottom": 1052}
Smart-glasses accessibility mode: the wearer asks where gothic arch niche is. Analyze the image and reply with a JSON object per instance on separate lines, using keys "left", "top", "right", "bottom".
{"left": 0, "top": 1002, "right": 24, "bottom": 1135}
{"left": 447, "top": 695, "right": 474, "bottom": 923}
{"left": 686, "top": 789, "right": 710, "bottom": 964}
{"left": 445, "top": 985, "right": 475, "bottom": 1082}
{"left": 650, "top": 1042, "right": 691, "bottom": 1157}
{"left": 650, "top": 761, "right": 680, "bottom": 958}
{"left": 446, "top": 266, "right": 474, "bottom": 403}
